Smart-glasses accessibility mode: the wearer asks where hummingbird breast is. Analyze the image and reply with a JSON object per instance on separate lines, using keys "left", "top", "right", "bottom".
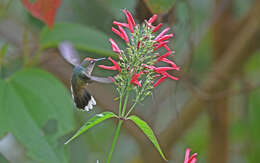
{"left": 70, "top": 67, "right": 96, "bottom": 111}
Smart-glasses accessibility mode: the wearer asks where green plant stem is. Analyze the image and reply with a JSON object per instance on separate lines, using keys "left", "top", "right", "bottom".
{"left": 118, "top": 95, "right": 123, "bottom": 116}
{"left": 121, "top": 91, "right": 129, "bottom": 116}
{"left": 125, "top": 102, "right": 137, "bottom": 118}
{"left": 106, "top": 120, "right": 123, "bottom": 163}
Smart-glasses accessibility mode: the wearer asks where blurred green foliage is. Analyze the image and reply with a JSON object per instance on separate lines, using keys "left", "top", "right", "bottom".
{"left": 0, "top": 69, "right": 74, "bottom": 163}
{"left": 40, "top": 23, "right": 115, "bottom": 57}
{"left": 0, "top": 0, "right": 259, "bottom": 162}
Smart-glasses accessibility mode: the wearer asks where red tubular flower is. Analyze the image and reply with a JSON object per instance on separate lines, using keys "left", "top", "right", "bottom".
{"left": 123, "top": 9, "right": 136, "bottom": 33}
{"left": 148, "top": 14, "right": 157, "bottom": 24}
{"left": 155, "top": 27, "right": 170, "bottom": 41}
{"left": 118, "top": 26, "right": 129, "bottom": 43}
{"left": 98, "top": 65, "right": 118, "bottom": 71}
{"left": 125, "top": 10, "right": 136, "bottom": 27}
{"left": 123, "top": 9, "right": 133, "bottom": 33}
{"left": 184, "top": 148, "right": 197, "bottom": 163}
{"left": 133, "top": 80, "right": 141, "bottom": 87}
{"left": 154, "top": 67, "right": 176, "bottom": 73}
{"left": 153, "top": 75, "right": 167, "bottom": 87}
{"left": 162, "top": 72, "right": 179, "bottom": 80}
{"left": 130, "top": 71, "right": 142, "bottom": 87}
{"left": 113, "top": 21, "right": 129, "bottom": 28}
{"left": 112, "top": 27, "right": 125, "bottom": 40}
{"left": 163, "top": 44, "right": 171, "bottom": 52}
{"left": 108, "top": 57, "right": 121, "bottom": 72}
{"left": 157, "top": 51, "right": 172, "bottom": 61}
{"left": 109, "top": 38, "right": 121, "bottom": 54}
{"left": 98, "top": 57, "right": 121, "bottom": 72}
{"left": 153, "top": 41, "right": 169, "bottom": 51}
{"left": 152, "top": 23, "right": 163, "bottom": 33}
{"left": 155, "top": 34, "right": 174, "bottom": 42}
{"left": 143, "top": 64, "right": 156, "bottom": 70}
{"left": 160, "top": 58, "right": 179, "bottom": 70}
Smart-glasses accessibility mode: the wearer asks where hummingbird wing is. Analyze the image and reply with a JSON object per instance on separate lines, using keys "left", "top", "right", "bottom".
{"left": 58, "top": 41, "right": 81, "bottom": 66}
{"left": 89, "top": 76, "right": 113, "bottom": 83}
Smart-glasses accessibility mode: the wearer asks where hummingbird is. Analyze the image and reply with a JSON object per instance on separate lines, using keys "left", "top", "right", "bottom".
{"left": 58, "top": 41, "right": 112, "bottom": 111}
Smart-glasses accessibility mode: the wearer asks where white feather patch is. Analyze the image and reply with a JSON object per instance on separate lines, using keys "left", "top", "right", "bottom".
{"left": 84, "top": 96, "right": 96, "bottom": 111}
{"left": 70, "top": 85, "right": 74, "bottom": 100}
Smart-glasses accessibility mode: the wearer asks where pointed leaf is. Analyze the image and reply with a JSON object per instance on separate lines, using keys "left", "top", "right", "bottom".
{"left": 128, "top": 115, "right": 167, "bottom": 161}
{"left": 0, "top": 68, "right": 74, "bottom": 163}
{"left": 40, "top": 23, "right": 115, "bottom": 57}
{"left": 65, "top": 112, "right": 117, "bottom": 144}
{"left": 21, "top": 0, "right": 61, "bottom": 28}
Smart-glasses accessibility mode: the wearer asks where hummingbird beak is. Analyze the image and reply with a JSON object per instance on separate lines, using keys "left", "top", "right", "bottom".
{"left": 94, "top": 57, "right": 106, "bottom": 62}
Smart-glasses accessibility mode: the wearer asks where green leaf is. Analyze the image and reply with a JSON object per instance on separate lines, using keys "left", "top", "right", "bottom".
{"left": 40, "top": 22, "right": 115, "bottom": 57}
{"left": 0, "top": 68, "right": 75, "bottom": 163}
{"left": 65, "top": 112, "right": 117, "bottom": 144}
{"left": 143, "top": 0, "right": 177, "bottom": 14}
{"left": 128, "top": 115, "right": 167, "bottom": 161}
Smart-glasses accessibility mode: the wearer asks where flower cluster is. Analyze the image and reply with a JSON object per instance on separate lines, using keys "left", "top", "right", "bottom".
{"left": 99, "top": 9, "right": 179, "bottom": 103}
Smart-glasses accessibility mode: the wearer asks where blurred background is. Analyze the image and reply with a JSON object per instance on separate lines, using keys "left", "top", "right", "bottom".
{"left": 0, "top": 0, "right": 259, "bottom": 163}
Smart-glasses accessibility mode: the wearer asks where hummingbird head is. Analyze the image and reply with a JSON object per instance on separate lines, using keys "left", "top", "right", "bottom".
{"left": 81, "top": 57, "right": 106, "bottom": 75}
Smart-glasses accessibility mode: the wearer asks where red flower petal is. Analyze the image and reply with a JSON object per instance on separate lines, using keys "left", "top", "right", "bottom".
{"left": 188, "top": 153, "right": 198, "bottom": 163}
{"left": 148, "top": 15, "right": 157, "bottom": 24}
{"left": 113, "top": 21, "right": 129, "bottom": 28}
{"left": 184, "top": 148, "right": 197, "bottom": 163}
{"left": 125, "top": 9, "right": 136, "bottom": 27}
{"left": 112, "top": 27, "right": 124, "bottom": 40}
{"left": 157, "top": 51, "right": 172, "bottom": 61}
{"left": 155, "top": 27, "right": 170, "bottom": 41}
{"left": 153, "top": 23, "right": 163, "bottom": 33}
{"left": 131, "top": 71, "right": 142, "bottom": 81}
{"left": 164, "top": 72, "right": 179, "bottom": 80}
{"left": 156, "top": 34, "right": 174, "bottom": 42}
{"left": 123, "top": 9, "right": 133, "bottom": 33}
{"left": 98, "top": 65, "right": 117, "bottom": 70}
{"left": 108, "top": 57, "right": 121, "bottom": 72}
{"left": 153, "top": 75, "right": 167, "bottom": 87}
{"left": 109, "top": 38, "right": 121, "bottom": 53}
{"left": 154, "top": 41, "right": 169, "bottom": 51}
{"left": 160, "top": 58, "right": 179, "bottom": 70}
{"left": 190, "top": 158, "right": 197, "bottom": 163}
{"left": 133, "top": 80, "right": 141, "bottom": 87}
{"left": 118, "top": 26, "right": 129, "bottom": 43}
{"left": 130, "top": 71, "right": 143, "bottom": 87}
{"left": 143, "top": 64, "right": 156, "bottom": 70}
{"left": 163, "top": 44, "right": 171, "bottom": 52}
{"left": 154, "top": 67, "right": 175, "bottom": 73}
{"left": 184, "top": 148, "right": 191, "bottom": 163}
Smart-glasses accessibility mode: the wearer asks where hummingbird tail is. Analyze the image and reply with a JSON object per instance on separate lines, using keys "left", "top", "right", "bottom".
{"left": 71, "top": 86, "right": 96, "bottom": 111}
